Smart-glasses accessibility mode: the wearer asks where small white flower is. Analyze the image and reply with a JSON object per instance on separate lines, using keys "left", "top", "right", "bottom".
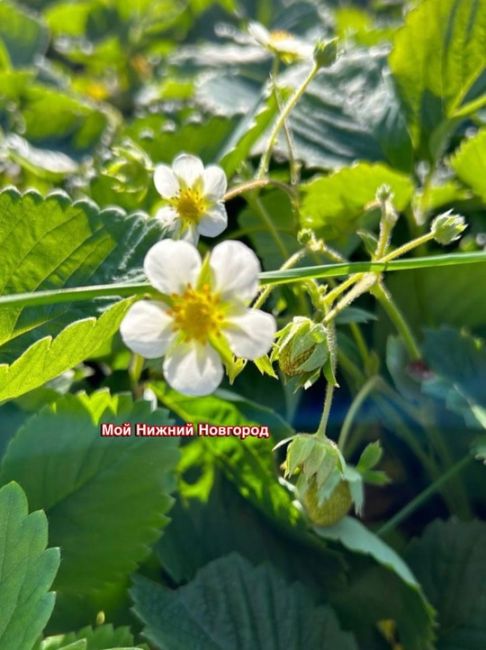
{"left": 248, "top": 22, "right": 313, "bottom": 63}
{"left": 120, "top": 239, "right": 276, "bottom": 396}
{"left": 153, "top": 153, "right": 228, "bottom": 244}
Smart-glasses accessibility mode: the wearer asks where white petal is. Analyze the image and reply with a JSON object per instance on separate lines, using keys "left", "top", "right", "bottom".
{"left": 224, "top": 309, "right": 276, "bottom": 360}
{"left": 155, "top": 206, "right": 179, "bottom": 232}
{"left": 164, "top": 341, "right": 223, "bottom": 396}
{"left": 120, "top": 300, "right": 174, "bottom": 359}
{"left": 154, "top": 164, "right": 179, "bottom": 198}
{"left": 144, "top": 240, "right": 201, "bottom": 295}
{"left": 180, "top": 223, "right": 200, "bottom": 245}
{"left": 198, "top": 203, "right": 228, "bottom": 238}
{"left": 209, "top": 240, "right": 261, "bottom": 303}
{"left": 249, "top": 22, "right": 270, "bottom": 45}
{"left": 203, "top": 165, "right": 227, "bottom": 199}
{"left": 172, "top": 154, "right": 204, "bottom": 187}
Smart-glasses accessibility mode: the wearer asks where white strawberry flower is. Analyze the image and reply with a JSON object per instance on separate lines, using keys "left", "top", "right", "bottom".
{"left": 153, "top": 153, "right": 228, "bottom": 244}
{"left": 248, "top": 22, "right": 313, "bottom": 63}
{"left": 120, "top": 239, "right": 276, "bottom": 396}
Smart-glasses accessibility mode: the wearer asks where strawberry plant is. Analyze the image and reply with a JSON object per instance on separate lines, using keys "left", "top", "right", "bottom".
{"left": 0, "top": 0, "right": 485, "bottom": 648}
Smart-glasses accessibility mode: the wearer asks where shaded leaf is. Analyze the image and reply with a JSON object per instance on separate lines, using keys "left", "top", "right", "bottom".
{"left": 406, "top": 519, "right": 486, "bottom": 649}
{"left": 0, "top": 390, "right": 179, "bottom": 593}
{"left": 132, "top": 554, "right": 358, "bottom": 650}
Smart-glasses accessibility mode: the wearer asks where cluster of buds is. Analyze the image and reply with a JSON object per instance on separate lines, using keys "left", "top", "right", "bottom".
{"left": 281, "top": 436, "right": 388, "bottom": 527}
{"left": 282, "top": 434, "right": 362, "bottom": 526}
{"left": 272, "top": 317, "right": 328, "bottom": 389}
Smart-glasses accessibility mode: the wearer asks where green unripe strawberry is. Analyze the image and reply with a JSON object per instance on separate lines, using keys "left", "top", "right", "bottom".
{"left": 302, "top": 478, "right": 352, "bottom": 526}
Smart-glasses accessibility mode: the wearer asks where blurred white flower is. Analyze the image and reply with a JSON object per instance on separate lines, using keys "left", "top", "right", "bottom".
{"left": 120, "top": 239, "right": 276, "bottom": 396}
{"left": 153, "top": 154, "right": 228, "bottom": 244}
{"left": 248, "top": 22, "right": 313, "bottom": 63}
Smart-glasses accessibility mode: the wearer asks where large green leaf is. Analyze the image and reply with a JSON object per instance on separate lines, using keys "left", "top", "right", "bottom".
{"left": 132, "top": 554, "right": 358, "bottom": 650}
{"left": 315, "top": 518, "right": 435, "bottom": 650}
{"left": 197, "top": 48, "right": 413, "bottom": 172}
{"left": 284, "top": 49, "right": 413, "bottom": 172}
{"left": 0, "top": 1, "right": 48, "bottom": 67}
{"left": 300, "top": 162, "right": 414, "bottom": 239}
{"left": 406, "top": 519, "right": 486, "bottom": 649}
{"left": 0, "top": 188, "right": 163, "bottom": 359}
{"left": 450, "top": 128, "right": 486, "bottom": 202}
{"left": 0, "top": 481, "right": 60, "bottom": 650}
{"left": 0, "top": 299, "right": 132, "bottom": 403}
{"left": 0, "top": 390, "right": 179, "bottom": 593}
{"left": 156, "top": 474, "right": 346, "bottom": 598}
{"left": 389, "top": 0, "right": 486, "bottom": 159}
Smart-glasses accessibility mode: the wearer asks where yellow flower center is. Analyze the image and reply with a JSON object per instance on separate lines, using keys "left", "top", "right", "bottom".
{"left": 172, "top": 187, "right": 208, "bottom": 224}
{"left": 169, "top": 284, "right": 224, "bottom": 343}
{"left": 269, "top": 29, "right": 294, "bottom": 45}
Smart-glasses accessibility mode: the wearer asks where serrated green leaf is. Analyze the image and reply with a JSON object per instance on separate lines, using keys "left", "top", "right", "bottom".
{"left": 0, "top": 481, "right": 60, "bottom": 650}
{"left": 132, "top": 554, "right": 358, "bottom": 649}
{"left": 0, "top": 188, "right": 163, "bottom": 360}
{"left": 0, "top": 299, "right": 132, "bottom": 403}
{"left": 300, "top": 162, "right": 414, "bottom": 238}
{"left": 450, "top": 128, "right": 486, "bottom": 202}
{"left": 357, "top": 441, "right": 383, "bottom": 472}
{"left": 315, "top": 517, "right": 435, "bottom": 650}
{"left": 390, "top": 0, "right": 486, "bottom": 159}
{"left": 0, "top": 390, "right": 179, "bottom": 593}
{"left": 406, "top": 519, "right": 486, "bottom": 649}
{"left": 284, "top": 49, "right": 413, "bottom": 172}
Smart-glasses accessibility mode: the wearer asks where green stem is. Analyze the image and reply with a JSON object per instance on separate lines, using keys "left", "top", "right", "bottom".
{"left": 338, "top": 375, "right": 381, "bottom": 453}
{"left": 316, "top": 320, "right": 337, "bottom": 439}
{"left": 324, "top": 274, "right": 377, "bottom": 325}
{"left": 372, "top": 283, "right": 421, "bottom": 361}
{"left": 378, "top": 454, "right": 472, "bottom": 536}
{"left": 224, "top": 178, "right": 296, "bottom": 202}
{"left": 381, "top": 233, "right": 434, "bottom": 262}
{"left": 1, "top": 251, "right": 485, "bottom": 310}
{"left": 257, "top": 61, "right": 319, "bottom": 180}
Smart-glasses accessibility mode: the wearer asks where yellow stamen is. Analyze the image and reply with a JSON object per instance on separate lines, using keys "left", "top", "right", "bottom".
{"left": 269, "top": 30, "right": 294, "bottom": 45}
{"left": 172, "top": 187, "right": 208, "bottom": 224}
{"left": 168, "top": 284, "right": 224, "bottom": 343}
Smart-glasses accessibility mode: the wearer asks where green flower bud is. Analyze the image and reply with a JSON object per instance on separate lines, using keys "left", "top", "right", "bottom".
{"left": 376, "top": 184, "right": 393, "bottom": 204}
{"left": 431, "top": 211, "right": 467, "bottom": 245}
{"left": 313, "top": 37, "right": 338, "bottom": 69}
{"left": 276, "top": 317, "right": 328, "bottom": 378}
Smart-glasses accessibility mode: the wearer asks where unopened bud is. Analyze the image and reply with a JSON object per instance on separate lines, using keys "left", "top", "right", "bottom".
{"left": 277, "top": 317, "right": 327, "bottom": 378}
{"left": 431, "top": 211, "right": 467, "bottom": 245}
{"left": 313, "top": 38, "right": 338, "bottom": 68}
{"left": 376, "top": 184, "right": 393, "bottom": 204}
